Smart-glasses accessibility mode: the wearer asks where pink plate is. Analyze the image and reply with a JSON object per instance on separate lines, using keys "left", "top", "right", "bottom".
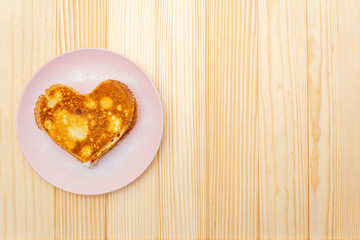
{"left": 17, "top": 48, "right": 163, "bottom": 195}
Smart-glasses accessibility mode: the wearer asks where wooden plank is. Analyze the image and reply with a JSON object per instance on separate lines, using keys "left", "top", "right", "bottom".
{"left": 206, "top": 0, "right": 258, "bottom": 239}
{"left": 258, "top": 0, "right": 308, "bottom": 238}
{"left": 106, "top": 1, "right": 161, "bottom": 239}
{"left": 106, "top": 0, "right": 206, "bottom": 238}
{"left": 0, "top": 0, "right": 56, "bottom": 239}
{"left": 308, "top": 0, "right": 360, "bottom": 238}
{"left": 54, "top": 0, "right": 107, "bottom": 239}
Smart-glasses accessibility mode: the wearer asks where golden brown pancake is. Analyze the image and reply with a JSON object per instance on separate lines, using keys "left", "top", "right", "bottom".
{"left": 34, "top": 80, "right": 137, "bottom": 167}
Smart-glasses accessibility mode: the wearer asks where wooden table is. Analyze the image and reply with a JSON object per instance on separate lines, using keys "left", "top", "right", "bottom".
{"left": 1, "top": 0, "right": 360, "bottom": 239}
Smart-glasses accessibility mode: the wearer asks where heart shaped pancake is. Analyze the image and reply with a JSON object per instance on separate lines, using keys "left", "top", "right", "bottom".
{"left": 34, "top": 80, "right": 137, "bottom": 167}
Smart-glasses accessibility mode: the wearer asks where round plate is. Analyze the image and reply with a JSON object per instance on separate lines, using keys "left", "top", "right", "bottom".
{"left": 17, "top": 48, "right": 163, "bottom": 195}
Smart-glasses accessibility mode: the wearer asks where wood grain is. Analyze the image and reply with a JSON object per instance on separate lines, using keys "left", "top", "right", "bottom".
{"left": 206, "top": 0, "right": 258, "bottom": 239}
{"left": 55, "top": 0, "right": 107, "bottom": 239}
{"left": 107, "top": 0, "right": 207, "bottom": 239}
{"left": 152, "top": 1, "right": 206, "bottom": 238}
{"left": 106, "top": 1, "right": 161, "bottom": 239}
{"left": 0, "top": 0, "right": 56, "bottom": 239}
{"left": 308, "top": 0, "right": 360, "bottom": 239}
{"left": 1, "top": 0, "right": 360, "bottom": 239}
{"left": 258, "top": 0, "right": 308, "bottom": 238}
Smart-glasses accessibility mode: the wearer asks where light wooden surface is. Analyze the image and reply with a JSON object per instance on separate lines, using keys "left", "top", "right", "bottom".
{"left": 0, "top": 0, "right": 359, "bottom": 239}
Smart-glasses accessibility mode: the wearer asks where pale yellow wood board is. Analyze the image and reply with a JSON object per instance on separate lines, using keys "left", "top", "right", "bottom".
{"left": 308, "top": 0, "right": 360, "bottom": 239}
{"left": 0, "top": 0, "right": 56, "bottom": 239}
{"left": 107, "top": 1, "right": 205, "bottom": 239}
{"left": 206, "top": 0, "right": 258, "bottom": 239}
{"left": 1, "top": 0, "right": 360, "bottom": 239}
{"left": 258, "top": 0, "right": 308, "bottom": 238}
{"left": 107, "top": 0, "right": 207, "bottom": 238}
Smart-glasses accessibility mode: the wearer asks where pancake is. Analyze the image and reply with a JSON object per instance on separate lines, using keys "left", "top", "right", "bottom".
{"left": 34, "top": 80, "right": 138, "bottom": 167}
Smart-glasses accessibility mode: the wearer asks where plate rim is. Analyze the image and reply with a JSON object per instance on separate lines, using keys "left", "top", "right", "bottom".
{"left": 16, "top": 48, "right": 164, "bottom": 195}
